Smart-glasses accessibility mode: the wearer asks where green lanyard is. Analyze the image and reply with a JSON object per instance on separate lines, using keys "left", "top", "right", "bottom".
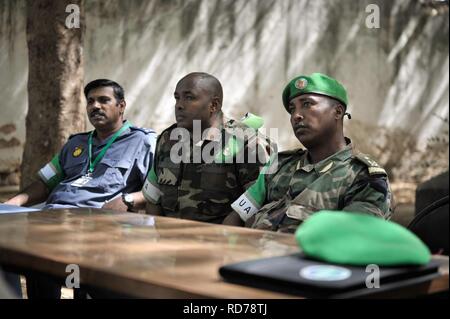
{"left": 87, "top": 122, "right": 131, "bottom": 175}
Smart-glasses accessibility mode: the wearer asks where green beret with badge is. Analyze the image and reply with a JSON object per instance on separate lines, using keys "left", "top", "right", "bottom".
{"left": 282, "top": 73, "right": 349, "bottom": 112}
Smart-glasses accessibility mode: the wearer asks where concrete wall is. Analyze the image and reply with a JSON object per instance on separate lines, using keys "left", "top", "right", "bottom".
{"left": 0, "top": 0, "right": 448, "bottom": 185}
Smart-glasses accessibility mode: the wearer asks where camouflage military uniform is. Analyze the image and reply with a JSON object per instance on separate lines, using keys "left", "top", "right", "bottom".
{"left": 143, "top": 117, "right": 272, "bottom": 224}
{"left": 231, "top": 138, "right": 392, "bottom": 233}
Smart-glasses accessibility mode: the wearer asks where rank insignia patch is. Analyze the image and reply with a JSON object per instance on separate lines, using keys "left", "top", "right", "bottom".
{"left": 72, "top": 146, "right": 84, "bottom": 157}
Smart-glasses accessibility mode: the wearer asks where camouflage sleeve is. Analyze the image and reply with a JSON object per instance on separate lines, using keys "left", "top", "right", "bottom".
{"left": 342, "top": 170, "right": 392, "bottom": 219}
{"left": 37, "top": 153, "right": 64, "bottom": 191}
{"left": 236, "top": 136, "right": 272, "bottom": 188}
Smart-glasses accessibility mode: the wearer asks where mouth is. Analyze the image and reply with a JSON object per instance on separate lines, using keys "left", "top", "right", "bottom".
{"left": 90, "top": 113, "right": 106, "bottom": 120}
{"left": 175, "top": 114, "right": 186, "bottom": 122}
{"left": 294, "top": 124, "right": 308, "bottom": 134}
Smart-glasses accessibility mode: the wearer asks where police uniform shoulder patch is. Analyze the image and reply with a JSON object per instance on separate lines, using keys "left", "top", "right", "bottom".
{"left": 72, "top": 146, "right": 84, "bottom": 157}
{"left": 353, "top": 153, "right": 387, "bottom": 176}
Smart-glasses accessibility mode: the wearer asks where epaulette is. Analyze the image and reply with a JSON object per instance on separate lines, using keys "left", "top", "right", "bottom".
{"left": 161, "top": 123, "right": 177, "bottom": 134}
{"left": 154, "top": 124, "right": 178, "bottom": 147}
{"left": 277, "top": 148, "right": 306, "bottom": 165}
{"left": 224, "top": 118, "right": 248, "bottom": 130}
{"left": 353, "top": 153, "right": 387, "bottom": 176}
{"left": 225, "top": 113, "right": 264, "bottom": 131}
{"left": 130, "top": 126, "right": 156, "bottom": 135}
{"left": 224, "top": 119, "right": 258, "bottom": 143}
{"left": 279, "top": 148, "right": 306, "bottom": 157}
{"left": 68, "top": 131, "right": 91, "bottom": 140}
{"left": 239, "top": 113, "right": 264, "bottom": 130}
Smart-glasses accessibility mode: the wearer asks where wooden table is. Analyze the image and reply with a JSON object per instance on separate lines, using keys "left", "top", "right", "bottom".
{"left": 0, "top": 209, "right": 448, "bottom": 298}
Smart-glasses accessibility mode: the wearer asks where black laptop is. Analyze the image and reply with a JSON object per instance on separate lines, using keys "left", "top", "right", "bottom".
{"left": 219, "top": 253, "right": 441, "bottom": 298}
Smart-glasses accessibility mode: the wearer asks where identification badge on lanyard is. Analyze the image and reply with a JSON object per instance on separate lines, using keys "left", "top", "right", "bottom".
{"left": 72, "top": 122, "right": 131, "bottom": 188}
{"left": 71, "top": 174, "right": 93, "bottom": 187}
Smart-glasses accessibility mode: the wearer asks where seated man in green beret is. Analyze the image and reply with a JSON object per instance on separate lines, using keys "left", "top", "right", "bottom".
{"left": 230, "top": 73, "right": 393, "bottom": 233}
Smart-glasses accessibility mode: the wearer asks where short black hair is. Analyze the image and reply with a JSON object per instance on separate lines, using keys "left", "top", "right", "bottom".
{"left": 179, "top": 72, "right": 223, "bottom": 104}
{"left": 84, "top": 79, "right": 125, "bottom": 102}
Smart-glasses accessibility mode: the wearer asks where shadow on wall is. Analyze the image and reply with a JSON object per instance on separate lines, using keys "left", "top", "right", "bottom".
{"left": 0, "top": 0, "right": 448, "bottom": 187}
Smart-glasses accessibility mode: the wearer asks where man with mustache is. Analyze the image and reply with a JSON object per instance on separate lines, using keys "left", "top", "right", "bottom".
{"left": 6, "top": 79, "right": 155, "bottom": 212}
{"left": 5, "top": 79, "right": 156, "bottom": 298}
{"left": 230, "top": 73, "right": 392, "bottom": 233}
{"left": 143, "top": 72, "right": 272, "bottom": 225}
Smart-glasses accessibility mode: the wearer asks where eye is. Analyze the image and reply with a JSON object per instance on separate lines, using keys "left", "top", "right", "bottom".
{"left": 302, "top": 101, "right": 311, "bottom": 108}
{"left": 99, "top": 97, "right": 110, "bottom": 104}
{"left": 185, "top": 95, "right": 194, "bottom": 101}
{"left": 288, "top": 104, "right": 295, "bottom": 114}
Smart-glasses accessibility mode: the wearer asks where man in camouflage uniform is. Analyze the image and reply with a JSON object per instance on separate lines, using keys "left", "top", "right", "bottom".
{"left": 230, "top": 73, "right": 392, "bottom": 233}
{"left": 143, "top": 72, "right": 272, "bottom": 224}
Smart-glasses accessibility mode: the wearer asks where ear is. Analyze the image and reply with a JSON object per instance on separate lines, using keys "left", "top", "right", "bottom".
{"left": 209, "top": 96, "right": 221, "bottom": 114}
{"left": 334, "top": 103, "right": 345, "bottom": 120}
{"left": 118, "top": 100, "right": 126, "bottom": 116}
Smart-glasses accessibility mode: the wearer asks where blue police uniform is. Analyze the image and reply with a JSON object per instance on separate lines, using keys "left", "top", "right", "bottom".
{"left": 38, "top": 120, "right": 156, "bottom": 209}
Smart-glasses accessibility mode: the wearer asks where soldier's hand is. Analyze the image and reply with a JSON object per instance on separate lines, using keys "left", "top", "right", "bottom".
{"left": 222, "top": 211, "right": 244, "bottom": 227}
{"left": 102, "top": 197, "right": 128, "bottom": 212}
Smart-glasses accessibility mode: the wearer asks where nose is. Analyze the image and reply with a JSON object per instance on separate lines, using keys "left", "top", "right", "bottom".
{"left": 291, "top": 107, "right": 304, "bottom": 123}
{"left": 175, "top": 99, "right": 184, "bottom": 110}
{"left": 88, "top": 100, "right": 101, "bottom": 112}
{"left": 93, "top": 100, "right": 101, "bottom": 109}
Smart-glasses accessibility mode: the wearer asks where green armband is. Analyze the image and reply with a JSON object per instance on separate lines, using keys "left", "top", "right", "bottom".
{"left": 37, "top": 154, "right": 64, "bottom": 190}
{"left": 142, "top": 166, "right": 162, "bottom": 204}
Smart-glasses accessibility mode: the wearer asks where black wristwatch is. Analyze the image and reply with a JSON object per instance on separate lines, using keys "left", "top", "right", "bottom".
{"left": 122, "top": 193, "right": 134, "bottom": 211}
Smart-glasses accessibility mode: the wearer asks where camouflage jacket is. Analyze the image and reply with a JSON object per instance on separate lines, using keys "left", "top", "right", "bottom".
{"left": 143, "top": 118, "right": 273, "bottom": 224}
{"left": 231, "top": 139, "right": 393, "bottom": 233}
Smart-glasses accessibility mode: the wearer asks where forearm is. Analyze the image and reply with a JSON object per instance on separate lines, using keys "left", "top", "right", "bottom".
{"left": 222, "top": 211, "right": 244, "bottom": 227}
{"left": 102, "top": 191, "right": 146, "bottom": 212}
{"left": 4, "top": 180, "right": 49, "bottom": 207}
{"left": 131, "top": 191, "right": 147, "bottom": 210}
{"left": 145, "top": 201, "right": 162, "bottom": 216}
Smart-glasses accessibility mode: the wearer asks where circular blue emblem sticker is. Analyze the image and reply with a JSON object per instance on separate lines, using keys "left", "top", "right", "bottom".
{"left": 300, "top": 265, "right": 352, "bottom": 281}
